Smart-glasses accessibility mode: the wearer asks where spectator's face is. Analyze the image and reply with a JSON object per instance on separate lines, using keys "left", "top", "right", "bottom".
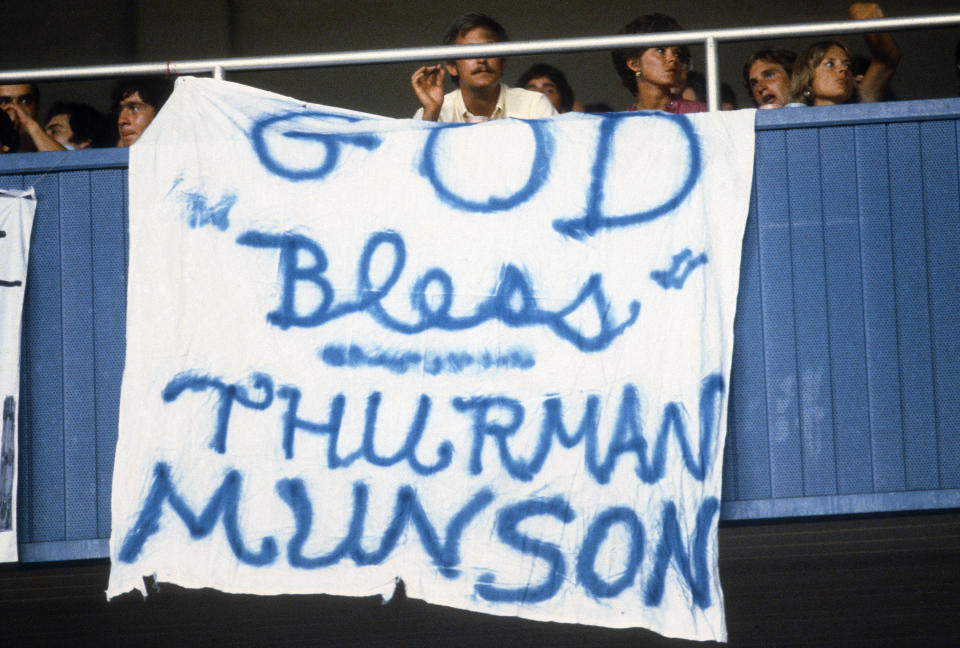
{"left": 810, "top": 46, "right": 854, "bottom": 105}
{"left": 45, "top": 113, "right": 90, "bottom": 149}
{"left": 0, "top": 84, "right": 38, "bottom": 128}
{"left": 117, "top": 91, "right": 156, "bottom": 147}
{"left": 445, "top": 27, "right": 505, "bottom": 92}
{"left": 633, "top": 47, "right": 685, "bottom": 90}
{"left": 748, "top": 60, "right": 790, "bottom": 108}
{"left": 524, "top": 76, "right": 563, "bottom": 112}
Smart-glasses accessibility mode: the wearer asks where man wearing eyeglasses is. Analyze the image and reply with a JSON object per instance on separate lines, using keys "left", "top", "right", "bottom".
{"left": 0, "top": 83, "right": 65, "bottom": 153}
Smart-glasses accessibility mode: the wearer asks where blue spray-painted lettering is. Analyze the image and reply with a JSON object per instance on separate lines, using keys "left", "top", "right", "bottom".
{"left": 452, "top": 396, "right": 526, "bottom": 478}
{"left": 158, "top": 368, "right": 721, "bottom": 484}
{"left": 474, "top": 496, "right": 575, "bottom": 603}
{"left": 117, "top": 462, "right": 277, "bottom": 566}
{"left": 238, "top": 229, "right": 640, "bottom": 353}
{"left": 236, "top": 231, "right": 338, "bottom": 329}
{"left": 576, "top": 507, "right": 645, "bottom": 598}
{"left": 596, "top": 373, "right": 724, "bottom": 484}
{"left": 419, "top": 121, "right": 553, "bottom": 212}
{"left": 553, "top": 113, "right": 702, "bottom": 238}
{"left": 650, "top": 248, "right": 708, "bottom": 290}
{"left": 453, "top": 372, "right": 724, "bottom": 485}
{"left": 250, "top": 110, "right": 381, "bottom": 182}
{"left": 278, "top": 479, "right": 493, "bottom": 576}
{"left": 122, "top": 468, "right": 719, "bottom": 606}
{"left": 276, "top": 385, "right": 358, "bottom": 465}
{"left": 350, "top": 484, "right": 495, "bottom": 577}
{"left": 361, "top": 392, "right": 453, "bottom": 475}
{"left": 162, "top": 372, "right": 274, "bottom": 454}
{"left": 179, "top": 188, "right": 237, "bottom": 231}
{"left": 273, "top": 384, "right": 453, "bottom": 475}
{"left": 644, "top": 497, "right": 719, "bottom": 609}
{"left": 247, "top": 111, "right": 700, "bottom": 242}
{"left": 319, "top": 343, "right": 535, "bottom": 375}
{"left": 512, "top": 394, "right": 602, "bottom": 481}
{"left": 276, "top": 479, "right": 367, "bottom": 568}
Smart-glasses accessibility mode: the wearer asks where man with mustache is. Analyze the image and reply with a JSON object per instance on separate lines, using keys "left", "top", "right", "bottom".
{"left": 411, "top": 13, "right": 556, "bottom": 122}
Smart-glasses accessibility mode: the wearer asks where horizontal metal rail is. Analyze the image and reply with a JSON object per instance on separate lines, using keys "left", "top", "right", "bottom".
{"left": 2, "top": 13, "right": 959, "bottom": 112}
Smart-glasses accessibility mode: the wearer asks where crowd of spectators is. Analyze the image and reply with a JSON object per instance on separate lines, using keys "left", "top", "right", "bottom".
{"left": 0, "top": 77, "right": 172, "bottom": 154}
{"left": 0, "top": 2, "right": 954, "bottom": 147}
{"left": 411, "top": 3, "right": 908, "bottom": 122}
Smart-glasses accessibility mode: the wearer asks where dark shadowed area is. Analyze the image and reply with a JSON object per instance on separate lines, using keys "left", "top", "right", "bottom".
{"left": 4, "top": 511, "right": 960, "bottom": 646}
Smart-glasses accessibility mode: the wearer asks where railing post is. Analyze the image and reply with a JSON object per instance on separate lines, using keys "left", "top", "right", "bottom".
{"left": 212, "top": 65, "right": 225, "bottom": 80}
{"left": 705, "top": 36, "right": 720, "bottom": 112}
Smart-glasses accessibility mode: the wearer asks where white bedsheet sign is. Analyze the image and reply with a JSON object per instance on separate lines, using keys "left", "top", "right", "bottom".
{"left": 108, "top": 77, "right": 755, "bottom": 642}
{"left": 0, "top": 188, "right": 36, "bottom": 564}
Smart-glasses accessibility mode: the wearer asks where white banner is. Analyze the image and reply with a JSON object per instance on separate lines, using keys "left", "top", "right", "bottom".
{"left": 108, "top": 77, "right": 754, "bottom": 642}
{"left": 0, "top": 188, "right": 36, "bottom": 563}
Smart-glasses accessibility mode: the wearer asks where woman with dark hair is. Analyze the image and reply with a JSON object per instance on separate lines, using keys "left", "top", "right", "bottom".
{"left": 610, "top": 13, "right": 705, "bottom": 114}
{"left": 517, "top": 63, "right": 576, "bottom": 113}
{"left": 789, "top": 40, "right": 857, "bottom": 106}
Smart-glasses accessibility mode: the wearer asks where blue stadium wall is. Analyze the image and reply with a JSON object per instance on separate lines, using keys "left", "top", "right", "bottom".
{"left": 2, "top": 98, "right": 959, "bottom": 562}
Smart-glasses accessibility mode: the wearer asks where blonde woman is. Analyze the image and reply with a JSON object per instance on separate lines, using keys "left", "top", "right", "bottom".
{"left": 791, "top": 3, "right": 900, "bottom": 106}
{"left": 790, "top": 40, "right": 858, "bottom": 106}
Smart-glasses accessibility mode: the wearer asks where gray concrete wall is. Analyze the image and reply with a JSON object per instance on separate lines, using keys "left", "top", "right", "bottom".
{"left": 1, "top": 1, "right": 957, "bottom": 119}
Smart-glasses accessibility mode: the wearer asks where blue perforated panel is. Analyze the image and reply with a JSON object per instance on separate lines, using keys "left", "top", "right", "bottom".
{"left": 723, "top": 99, "right": 960, "bottom": 519}
{"left": 4, "top": 102, "right": 960, "bottom": 561}
{"left": 0, "top": 149, "right": 127, "bottom": 561}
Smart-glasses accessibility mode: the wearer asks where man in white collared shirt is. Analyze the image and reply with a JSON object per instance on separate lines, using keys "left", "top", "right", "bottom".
{"left": 411, "top": 13, "right": 556, "bottom": 122}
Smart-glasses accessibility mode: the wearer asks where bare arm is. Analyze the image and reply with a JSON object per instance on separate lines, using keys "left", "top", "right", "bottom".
{"left": 3, "top": 104, "right": 66, "bottom": 152}
{"left": 411, "top": 65, "right": 446, "bottom": 121}
{"left": 849, "top": 2, "right": 901, "bottom": 102}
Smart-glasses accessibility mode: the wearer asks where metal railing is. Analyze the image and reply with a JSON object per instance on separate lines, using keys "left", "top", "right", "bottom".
{"left": 2, "top": 13, "right": 959, "bottom": 112}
